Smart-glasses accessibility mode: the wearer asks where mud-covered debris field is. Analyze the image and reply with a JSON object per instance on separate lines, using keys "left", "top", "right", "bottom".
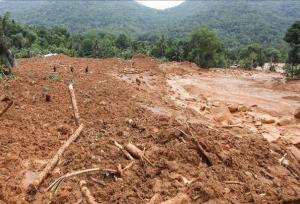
{"left": 0, "top": 55, "right": 299, "bottom": 203}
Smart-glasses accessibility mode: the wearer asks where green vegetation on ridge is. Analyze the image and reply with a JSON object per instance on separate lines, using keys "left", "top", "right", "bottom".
{"left": 0, "top": 12, "right": 294, "bottom": 75}
{"left": 1, "top": 0, "right": 300, "bottom": 49}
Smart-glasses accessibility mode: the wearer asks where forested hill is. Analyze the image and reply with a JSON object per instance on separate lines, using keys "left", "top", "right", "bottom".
{"left": 0, "top": 0, "right": 300, "bottom": 48}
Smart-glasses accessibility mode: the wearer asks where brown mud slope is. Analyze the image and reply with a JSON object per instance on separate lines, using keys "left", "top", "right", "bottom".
{"left": 0, "top": 55, "right": 299, "bottom": 204}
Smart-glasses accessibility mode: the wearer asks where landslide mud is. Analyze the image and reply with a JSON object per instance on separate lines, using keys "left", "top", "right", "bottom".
{"left": 0, "top": 55, "right": 299, "bottom": 203}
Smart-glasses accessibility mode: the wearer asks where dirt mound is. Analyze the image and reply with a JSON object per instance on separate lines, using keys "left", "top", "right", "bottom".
{"left": 0, "top": 55, "right": 299, "bottom": 203}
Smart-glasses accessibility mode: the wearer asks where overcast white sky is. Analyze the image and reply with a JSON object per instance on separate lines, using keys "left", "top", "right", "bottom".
{"left": 136, "top": 1, "right": 185, "bottom": 10}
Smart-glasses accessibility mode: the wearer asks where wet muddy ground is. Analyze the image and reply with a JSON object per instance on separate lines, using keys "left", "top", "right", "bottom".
{"left": 0, "top": 55, "right": 299, "bottom": 203}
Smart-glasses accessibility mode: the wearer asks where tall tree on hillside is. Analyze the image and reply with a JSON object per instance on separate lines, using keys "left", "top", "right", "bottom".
{"left": 266, "top": 48, "right": 281, "bottom": 64}
{"left": 188, "top": 26, "right": 225, "bottom": 68}
{"left": 151, "top": 35, "right": 167, "bottom": 58}
{"left": 115, "top": 34, "right": 130, "bottom": 50}
{"left": 238, "top": 43, "right": 266, "bottom": 68}
{"left": 284, "top": 21, "right": 300, "bottom": 77}
{"left": 0, "top": 13, "right": 15, "bottom": 76}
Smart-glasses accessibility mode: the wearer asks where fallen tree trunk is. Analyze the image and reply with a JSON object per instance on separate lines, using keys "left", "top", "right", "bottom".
{"left": 68, "top": 83, "right": 80, "bottom": 125}
{"left": 27, "top": 124, "right": 84, "bottom": 194}
{"left": 80, "top": 180, "right": 98, "bottom": 204}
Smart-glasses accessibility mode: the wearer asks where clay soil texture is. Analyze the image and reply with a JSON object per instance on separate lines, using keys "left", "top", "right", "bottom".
{"left": 0, "top": 55, "right": 299, "bottom": 204}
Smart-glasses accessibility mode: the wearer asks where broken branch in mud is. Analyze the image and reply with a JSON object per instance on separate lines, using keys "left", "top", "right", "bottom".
{"left": 90, "top": 177, "right": 106, "bottom": 186}
{"left": 125, "top": 142, "right": 154, "bottom": 166}
{"left": 194, "top": 140, "right": 213, "bottom": 167}
{"left": 222, "top": 124, "right": 244, "bottom": 128}
{"left": 178, "top": 122, "right": 213, "bottom": 167}
{"left": 27, "top": 124, "right": 84, "bottom": 194}
{"left": 80, "top": 180, "right": 98, "bottom": 204}
{"left": 68, "top": 83, "right": 80, "bottom": 126}
{"left": 48, "top": 161, "right": 135, "bottom": 193}
{"left": 48, "top": 167, "right": 101, "bottom": 193}
{"left": 113, "top": 140, "right": 135, "bottom": 160}
{"left": 0, "top": 98, "right": 13, "bottom": 118}
{"left": 117, "top": 161, "right": 135, "bottom": 177}
{"left": 224, "top": 181, "right": 245, "bottom": 185}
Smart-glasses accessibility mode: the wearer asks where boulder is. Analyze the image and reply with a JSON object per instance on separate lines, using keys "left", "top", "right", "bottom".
{"left": 228, "top": 104, "right": 239, "bottom": 113}
{"left": 212, "top": 106, "right": 232, "bottom": 125}
{"left": 238, "top": 105, "right": 248, "bottom": 112}
{"left": 294, "top": 107, "right": 300, "bottom": 118}
{"left": 277, "top": 117, "right": 292, "bottom": 126}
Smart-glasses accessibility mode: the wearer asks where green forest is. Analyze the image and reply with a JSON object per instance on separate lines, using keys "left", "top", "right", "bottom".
{"left": 0, "top": 13, "right": 291, "bottom": 67}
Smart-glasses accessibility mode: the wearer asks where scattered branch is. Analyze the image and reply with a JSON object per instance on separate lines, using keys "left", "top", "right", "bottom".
{"left": 80, "top": 180, "right": 98, "bottom": 204}
{"left": 48, "top": 161, "right": 135, "bottom": 193}
{"left": 178, "top": 122, "right": 213, "bottom": 167}
{"left": 68, "top": 83, "right": 80, "bottom": 125}
{"left": 224, "top": 181, "right": 245, "bottom": 185}
{"left": 194, "top": 140, "right": 213, "bottom": 167}
{"left": 0, "top": 99, "right": 13, "bottom": 118}
{"left": 221, "top": 124, "right": 244, "bottom": 128}
{"left": 27, "top": 124, "right": 84, "bottom": 194}
{"left": 47, "top": 167, "right": 101, "bottom": 193}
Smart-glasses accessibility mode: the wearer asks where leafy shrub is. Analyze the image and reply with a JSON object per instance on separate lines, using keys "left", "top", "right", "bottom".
{"left": 284, "top": 64, "right": 300, "bottom": 78}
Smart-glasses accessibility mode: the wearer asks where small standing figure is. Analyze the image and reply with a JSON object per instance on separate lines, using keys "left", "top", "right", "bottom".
{"left": 85, "top": 66, "right": 89, "bottom": 73}
{"left": 70, "top": 66, "right": 74, "bottom": 73}
{"left": 53, "top": 65, "right": 57, "bottom": 72}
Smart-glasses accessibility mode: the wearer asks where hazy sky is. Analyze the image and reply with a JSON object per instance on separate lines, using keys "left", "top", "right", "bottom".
{"left": 136, "top": 1, "right": 185, "bottom": 10}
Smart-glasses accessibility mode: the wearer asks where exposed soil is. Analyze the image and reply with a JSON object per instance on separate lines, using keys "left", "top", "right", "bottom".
{"left": 0, "top": 55, "right": 299, "bottom": 204}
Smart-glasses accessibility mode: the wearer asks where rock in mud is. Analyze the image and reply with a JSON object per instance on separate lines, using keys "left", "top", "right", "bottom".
{"left": 254, "top": 121, "right": 262, "bottom": 127}
{"left": 294, "top": 107, "right": 300, "bottom": 118}
{"left": 228, "top": 104, "right": 238, "bottom": 113}
{"left": 261, "top": 115, "right": 276, "bottom": 124}
{"left": 212, "top": 106, "right": 232, "bottom": 125}
{"left": 277, "top": 117, "right": 293, "bottom": 126}
{"left": 238, "top": 105, "right": 248, "bottom": 112}
{"left": 164, "top": 160, "right": 179, "bottom": 171}
{"left": 136, "top": 78, "right": 141, "bottom": 85}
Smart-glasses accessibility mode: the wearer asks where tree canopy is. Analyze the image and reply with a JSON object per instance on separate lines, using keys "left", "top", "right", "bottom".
{"left": 0, "top": 14, "right": 295, "bottom": 74}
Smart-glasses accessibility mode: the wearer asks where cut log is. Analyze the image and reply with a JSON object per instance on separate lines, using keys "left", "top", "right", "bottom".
{"left": 80, "top": 180, "right": 98, "bottom": 204}
{"left": 113, "top": 140, "right": 134, "bottom": 160}
{"left": 68, "top": 83, "right": 80, "bottom": 125}
{"left": 27, "top": 124, "right": 84, "bottom": 194}
{"left": 125, "top": 142, "right": 154, "bottom": 166}
{"left": 125, "top": 143, "right": 144, "bottom": 159}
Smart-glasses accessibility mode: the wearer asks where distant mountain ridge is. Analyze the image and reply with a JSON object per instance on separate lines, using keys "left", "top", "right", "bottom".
{"left": 1, "top": 0, "right": 300, "bottom": 47}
